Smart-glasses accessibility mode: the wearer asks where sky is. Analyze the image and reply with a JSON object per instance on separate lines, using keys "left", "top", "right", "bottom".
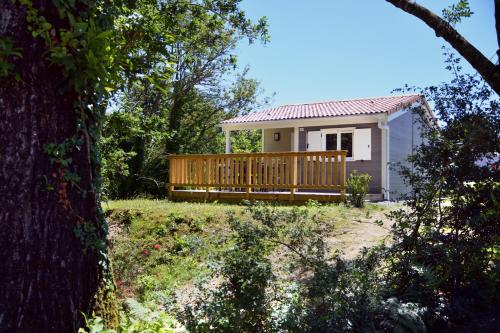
{"left": 235, "top": 0, "right": 497, "bottom": 107}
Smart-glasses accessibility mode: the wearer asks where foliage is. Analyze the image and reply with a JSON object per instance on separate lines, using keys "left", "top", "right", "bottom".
{"left": 182, "top": 212, "right": 275, "bottom": 333}
{"left": 347, "top": 170, "right": 372, "bottom": 208}
{"left": 80, "top": 299, "right": 185, "bottom": 333}
{"left": 100, "top": 1, "right": 270, "bottom": 199}
{"left": 108, "top": 208, "right": 213, "bottom": 303}
{"left": 180, "top": 202, "right": 397, "bottom": 333}
{"left": 442, "top": 0, "right": 473, "bottom": 25}
{"left": 0, "top": 37, "right": 22, "bottom": 79}
{"left": 388, "top": 51, "right": 500, "bottom": 331}
{"left": 229, "top": 129, "right": 262, "bottom": 153}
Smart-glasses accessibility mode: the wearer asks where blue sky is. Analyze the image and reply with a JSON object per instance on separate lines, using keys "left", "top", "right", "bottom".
{"left": 236, "top": 0, "right": 497, "bottom": 107}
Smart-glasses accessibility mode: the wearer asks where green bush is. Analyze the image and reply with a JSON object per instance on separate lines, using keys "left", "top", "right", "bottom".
{"left": 182, "top": 212, "right": 274, "bottom": 333}
{"left": 347, "top": 170, "right": 372, "bottom": 208}
{"left": 80, "top": 299, "right": 186, "bottom": 333}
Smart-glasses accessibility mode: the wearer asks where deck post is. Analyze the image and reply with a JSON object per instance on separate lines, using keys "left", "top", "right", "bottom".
{"left": 246, "top": 157, "right": 252, "bottom": 199}
{"left": 290, "top": 155, "right": 297, "bottom": 201}
{"left": 168, "top": 158, "right": 174, "bottom": 199}
{"left": 340, "top": 152, "right": 346, "bottom": 200}
{"left": 205, "top": 157, "right": 211, "bottom": 200}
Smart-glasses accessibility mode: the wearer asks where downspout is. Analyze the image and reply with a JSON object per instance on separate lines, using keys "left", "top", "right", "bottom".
{"left": 378, "top": 119, "right": 390, "bottom": 201}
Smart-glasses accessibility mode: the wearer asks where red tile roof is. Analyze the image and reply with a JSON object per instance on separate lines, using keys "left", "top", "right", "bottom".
{"left": 222, "top": 95, "right": 425, "bottom": 124}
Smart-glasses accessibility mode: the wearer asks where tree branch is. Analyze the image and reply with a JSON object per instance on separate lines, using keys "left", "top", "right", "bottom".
{"left": 496, "top": 0, "right": 500, "bottom": 61}
{"left": 386, "top": 0, "right": 500, "bottom": 95}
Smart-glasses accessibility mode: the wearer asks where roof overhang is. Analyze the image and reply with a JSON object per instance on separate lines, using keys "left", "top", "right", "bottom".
{"left": 220, "top": 114, "right": 385, "bottom": 131}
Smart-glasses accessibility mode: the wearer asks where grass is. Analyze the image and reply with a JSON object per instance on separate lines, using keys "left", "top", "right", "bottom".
{"left": 105, "top": 199, "right": 396, "bottom": 304}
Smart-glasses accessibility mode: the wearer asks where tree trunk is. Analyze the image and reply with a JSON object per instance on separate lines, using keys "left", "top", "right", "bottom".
{"left": 166, "top": 83, "right": 185, "bottom": 155}
{"left": 0, "top": 1, "right": 110, "bottom": 331}
{"left": 386, "top": 0, "right": 500, "bottom": 96}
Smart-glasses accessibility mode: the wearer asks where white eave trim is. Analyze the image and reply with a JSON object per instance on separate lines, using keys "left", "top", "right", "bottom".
{"left": 220, "top": 114, "right": 384, "bottom": 131}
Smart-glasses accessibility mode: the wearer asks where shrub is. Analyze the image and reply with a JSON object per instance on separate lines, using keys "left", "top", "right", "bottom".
{"left": 80, "top": 299, "right": 185, "bottom": 333}
{"left": 182, "top": 212, "right": 274, "bottom": 333}
{"left": 347, "top": 170, "right": 372, "bottom": 207}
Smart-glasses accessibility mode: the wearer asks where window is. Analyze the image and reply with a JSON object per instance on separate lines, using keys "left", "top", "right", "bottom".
{"left": 308, "top": 127, "right": 372, "bottom": 161}
{"left": 325, "top": 133, "right": 337, "bottom": 150}
{"left": 321, "top": 128, "right": 354, "bottom": 158}
{"left": 340, "top": 132, "right": 353, "bottom": 157}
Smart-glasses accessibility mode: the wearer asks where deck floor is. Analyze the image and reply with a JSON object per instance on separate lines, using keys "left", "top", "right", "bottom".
{"left": 169, "top": 189, "right": 383, "bottom": 203}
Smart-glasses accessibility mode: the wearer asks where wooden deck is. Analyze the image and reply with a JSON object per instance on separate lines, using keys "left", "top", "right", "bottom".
{"left": 167, "top": 151, "right": 347, "bottom": 203}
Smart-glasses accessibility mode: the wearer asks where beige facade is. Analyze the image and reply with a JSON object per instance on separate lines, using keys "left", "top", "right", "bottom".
{"left": 262, "top": 128, "right": 293, "bottom": 152}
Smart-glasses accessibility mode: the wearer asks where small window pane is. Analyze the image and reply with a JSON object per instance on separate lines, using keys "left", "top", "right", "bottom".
{"left": 340, "top": 133, "right": 352, "bottom": 157}
{"left": 325, "top": 133, "right": 337, "bottom": 150}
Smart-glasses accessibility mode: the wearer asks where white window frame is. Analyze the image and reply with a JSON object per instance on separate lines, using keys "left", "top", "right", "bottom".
{"left": 320, "top": 127, "right": 355, "bottom": 161}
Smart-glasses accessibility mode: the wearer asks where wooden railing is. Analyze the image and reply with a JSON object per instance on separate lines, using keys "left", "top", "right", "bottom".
{"left": 167, "top": 151, "right": 347, "bottom": 201}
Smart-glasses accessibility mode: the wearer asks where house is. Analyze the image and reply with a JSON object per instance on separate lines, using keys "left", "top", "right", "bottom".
{"left": 218, "top": 94, "right": 435, "bottom": 201}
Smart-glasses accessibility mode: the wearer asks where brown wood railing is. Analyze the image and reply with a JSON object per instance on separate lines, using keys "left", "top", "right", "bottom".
{"left": 167, "top": 151, "right": 347, "bottom": 201}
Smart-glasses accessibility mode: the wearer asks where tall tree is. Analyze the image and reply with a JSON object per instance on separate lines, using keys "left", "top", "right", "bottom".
{"left": 101, "top": 0, "right": 269, "bottom": 198}
{"left": 157, "top": 0, "right": 268, "bottom": 154}
{"left": 385, "top": 0, "right": 500, "bottom": 95}
{"left": 0, "top": 0, "right": 123, "bottom": 330}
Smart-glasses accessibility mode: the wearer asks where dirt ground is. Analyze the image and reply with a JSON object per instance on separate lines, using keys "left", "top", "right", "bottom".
{"left": 327, "top": 204, "right": 394, "bottom": 259}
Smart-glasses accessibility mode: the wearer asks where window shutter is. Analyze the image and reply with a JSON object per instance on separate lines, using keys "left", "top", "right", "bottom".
{"left": 353, "top": 128, "right": 371, "bottom": 160}
{"left": 307, "top": 131, "right": 322, "bottom": 151}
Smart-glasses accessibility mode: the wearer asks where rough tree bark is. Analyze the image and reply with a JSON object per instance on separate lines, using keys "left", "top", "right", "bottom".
{"left": 386, "top": 0, "right": 500, "bottom": 96}
{"left": 0, "top": 1, "right": 110, "bottom": 331}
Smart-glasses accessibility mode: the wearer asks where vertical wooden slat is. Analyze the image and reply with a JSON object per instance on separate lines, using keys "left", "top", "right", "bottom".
{"left": 303, "top": 156, "right": 307, "bottom": 186}
{"left": 315, "top": 153, "right": 320, "bottom": 187}
{"left": 280, "top": 156, "right": 286, "bottom": 186}
{"left": 258, "top": 157, "right": 262, "bottom": 187}
{"left": 233, "top": 158, "right": 237, "bottom": 186}
{"left": 290, "top": 155, "right": 297, "bottom": 201}
{"left": 233, "top": 158, "right": 237, "bottom": 187}
{"left": 206, "top": 157, "right": 213, "bottom": 185}
{"left": 333, "top": 154, "right": 338, "bottom": 188}
{"left": 217, "top": 157, "right": 220, "bottom": 186}
{"left": 321, "top": 154, "right": 328, "bottom": 187}
{"left": 226, "top": 157, "right": 229, "bottom": 186}
{"left": 254, "top": 158, "right": 258, "bottom": 186}
{"left": 272, "top": 158, "right": 278, "bottom": 187}
{"left": 240, "top": 157, "right": 245, "bottom": 187}
{"left": 178, "top": 159, "right": 182, "bottom": 184}
{"left": 285, "top": 156, "right": 290, "bottom": 186}
{"left": 168, "top": 159, "right": 174, "bottom": 198}
{"left": 228, "top": 157, "right": 232, "bottom": 187}
{"left": 214, "top": 157, "right": 219, "bottom": 186}
{"left": 340, "top": 152, "right": 346, "bottom": 195}
{"left": 206, "top": 158, "right": 211, "bottom": 199}
{"left": 191, "top": 158, "right": 195, "bottom": 186}
{"left": 198, "top": 158, "right": 201, "bottom": 186}
{"left": 307, "top": 157, "right": 312, "bottom": 186}
{"left": 192, "top": 159, "right": 196, "bottom": 185}
{"left": 225, "top": 157, "right": 229, "bottom": 186}
{"left": 246, "top": 157, "right": 252, "bottom": 198}
{"left": 263, "top": 157, "right": 268, "bottom": 186}
{"left": 170, "top": 159, "right": 175, "bottom": 184}
{"left": 327, "top": 154, "right": 331, "bottom": 187}
{"left": 190, "top": 159, "right": 194, "bottom": 186}
{"left": 183, "top": 158, "right": 187, "bottom": 184}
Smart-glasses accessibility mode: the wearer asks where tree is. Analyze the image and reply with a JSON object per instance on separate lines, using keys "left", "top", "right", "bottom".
{"left": 159, "top": 0, "right": 268, "bottom": 155}
{"left": 386, "top": 52, "right": 500, "bottom": 331}
{"left": 385, "top": 0, "right": 500, "bottom": 95}
{"left": 0, "top": 0, "right": 126, "bottom": 330}
{"left": 101, "top": 1, "right": 269, "bottom": 199}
